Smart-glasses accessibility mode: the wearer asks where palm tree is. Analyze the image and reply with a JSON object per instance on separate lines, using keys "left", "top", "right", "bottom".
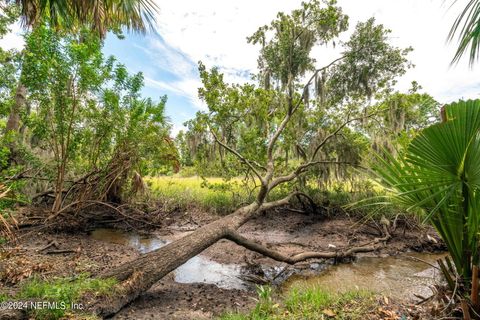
{"left": 449, "top": 0, "right": 480, "bottom": 65}
{"left": 372, "top": 100, "right": 480, "bottom": 286}
{"left": 14, "top": 0, "right": 159, "bottom": 38}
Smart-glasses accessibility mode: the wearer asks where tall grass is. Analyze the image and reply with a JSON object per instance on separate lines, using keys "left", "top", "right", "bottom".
{"left": 146, "top": 175, "right": 405, "bottom": 219}
{"left": 147, "top": 176, "right": 255, "bottom": 214}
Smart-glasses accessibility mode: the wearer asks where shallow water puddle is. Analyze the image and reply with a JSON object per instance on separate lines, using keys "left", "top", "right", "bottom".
{"left": 282, "top": 252, "right": 446, "bottom": 300}
{"left": 90, "top": 228, "right": 246, "bottom": 290}
{"left": 90, "top": 228, "right": 168, "bottom": 253}
{"left": 90, "top": 228, "right": 445, "bottom": 298}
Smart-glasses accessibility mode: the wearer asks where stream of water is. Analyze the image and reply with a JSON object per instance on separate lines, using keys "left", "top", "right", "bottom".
{"left": 90, "top": 228, "right": 444, "bottom": 300}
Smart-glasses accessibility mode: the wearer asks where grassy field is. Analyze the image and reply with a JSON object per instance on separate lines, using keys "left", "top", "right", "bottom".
{"left": 146, "top": 176, "right": 256, "bottom": 214}
{"left": 146, "top": 175, "right": 402, "bottom": 218}
{"left": 146, "top": 175, "right": 300, "bottom": 214}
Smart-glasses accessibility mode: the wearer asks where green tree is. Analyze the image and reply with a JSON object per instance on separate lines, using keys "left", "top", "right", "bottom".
{"left": 366, "top": 82, "right": 440, "bottom": 156}
{"left": 4, "top": 0, "right": 159, "bottom": 160}
{"left": 22, "top": 24, "right": 175, "bottom": 212}
{"left": 22, "top": 25, "right": 111, "bottom": 211}
{"left": 175, "top": 130, "right": 193, "bottom": 167}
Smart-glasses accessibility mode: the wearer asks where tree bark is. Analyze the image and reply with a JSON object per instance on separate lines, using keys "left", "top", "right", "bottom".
{"left": 6, "top": 82, "right": 26, "bottom": 134}
{"left": 5, "top": 82, "right": 27, "bottom": 164}
{"left": 90, "top": 202, "right": 260, "bottom": 317}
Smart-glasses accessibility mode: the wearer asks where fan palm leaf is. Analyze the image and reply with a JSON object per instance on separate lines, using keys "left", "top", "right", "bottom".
{"left": 372, "top": 99, "right": 480, "bottom": 281}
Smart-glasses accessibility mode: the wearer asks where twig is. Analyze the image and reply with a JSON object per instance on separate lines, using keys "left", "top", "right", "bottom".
{"left": 405, "top": 255, "right": 441, "bottom": 270}
{"left": 46, "top": 249, "right": 76, "bottom": 254}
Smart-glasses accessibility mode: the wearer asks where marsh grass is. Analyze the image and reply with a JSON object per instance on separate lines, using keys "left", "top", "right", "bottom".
{"left": 147, "top": 176, "right": 294, "bottom": 214}
{"left": 146, "top": 175, "right": 403, "bottom": 219}
{"left": 146, "top": 176, "right": 253, "bottom": 214}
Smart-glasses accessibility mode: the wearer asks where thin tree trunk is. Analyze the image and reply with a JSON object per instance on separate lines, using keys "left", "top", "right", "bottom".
{"left": 52, "top": 163, "right": 65, "bottom": 212}
{"left": 6, "top": 82, "right": 26, "bottom": 134}
{"left": 5, "top": 82, "right": 27, "bottom": 164}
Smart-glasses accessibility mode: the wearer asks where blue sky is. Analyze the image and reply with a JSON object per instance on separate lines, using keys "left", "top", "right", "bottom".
{"left": 2, "top": 0, "right": 480, "bottom": 135}
{"left": 103, "top": 33, "right": 201, "bottom": 134}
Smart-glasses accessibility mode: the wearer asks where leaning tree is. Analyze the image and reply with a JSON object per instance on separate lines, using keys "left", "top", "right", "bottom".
{"left": 1, "top": 1, "right": 414, "bottom": 318}
{"left": 75, "top": 2, "right": 415, "bottom": 317}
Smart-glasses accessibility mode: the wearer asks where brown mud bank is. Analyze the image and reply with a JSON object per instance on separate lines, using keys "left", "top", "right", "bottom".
{"left": 1, "top": 209, "right": 445, "bottom": 319}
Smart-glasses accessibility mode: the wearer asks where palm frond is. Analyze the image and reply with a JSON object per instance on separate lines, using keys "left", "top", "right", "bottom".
{"left": 449, "top": 0, "right": 480, "bottom": 66}
{"left": 15, "top": 0, "right": 159, "bottom": 38}
{"left": 372, "top": 99, "right": 480, "bottom": 280}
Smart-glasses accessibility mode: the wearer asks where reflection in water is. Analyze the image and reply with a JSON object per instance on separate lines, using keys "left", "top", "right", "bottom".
{"left": 176, "top": 256, "right": 245, "bottom": 290}
{"left": 90, "top": 228, "right": 168, "bottom": 254}
{"left": 282, "top": 252, "right": 446, "bottom": 300}
{"left": 90, "top": 228, "right": 445, "bottom": 298}
{"left": 89, "top": 228, "right": 245, "bottom": 290}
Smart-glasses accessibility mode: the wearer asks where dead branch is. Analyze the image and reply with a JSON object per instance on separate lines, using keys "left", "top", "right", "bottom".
{"left": 36, "top": 241, "right": 59, "bottom": 252}
{"left": 48, "top": 200, "right": 163, "bottom": 228}
{"left": 45, "top": 249, "right": 76, "bottom": 254}
{"left": 31, "top": 170, "right": 99, "bottom": 201}
{"left": 225, "top": 229, "right": 389, "bottom": 264}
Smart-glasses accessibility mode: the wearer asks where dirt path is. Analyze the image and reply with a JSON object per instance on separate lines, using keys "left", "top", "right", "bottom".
{"left": 0, "top": 209, "right": 444, "bottom": 319}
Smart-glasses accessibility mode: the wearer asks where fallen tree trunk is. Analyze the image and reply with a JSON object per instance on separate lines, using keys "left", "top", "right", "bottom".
{"left": 90, "top": 202, "right": 261, "bottom": 316}
{"left": 85, "top": 197, "right": 389, "bottom": 318}
{"left": 1, "top": 57, "right": 382, "bottom": 319}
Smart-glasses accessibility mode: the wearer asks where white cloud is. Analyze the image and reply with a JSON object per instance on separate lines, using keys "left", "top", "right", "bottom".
{"left": 152, "top": 0, "right": 480, "bottom": 105}
{"left": 145, "top": 76, "right": 206, "bottom": 110}
{"left": 171, "top": 123, "right": 186, "bottom": 136}
{"left": 154, "top": 0, "right": 300, "bottom": 81}
{"left": 0, "top": 21, "right": 24, "bottom": 50}
{"left": 143, "top": 38, "right": 196, "bottom": 78}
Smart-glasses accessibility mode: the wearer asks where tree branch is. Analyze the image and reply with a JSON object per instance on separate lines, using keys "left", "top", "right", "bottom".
{"left": 225, "top": 228, "right": 390, "bottom": 264}
{"left": 268, "top": 160, "right": 364, "bottom": 191}
{"left": 311, "top": 112, "right": 374, "bottom": 161}
{"left": 258, "top": 191, "right": 304, "bottom": 212}
{"left": 211, "top": 129, "right": 266, "bottom": 181}
{"left": 268, "top": 112, "right": 376, "bottom": 191}
{"left": 265, "top": 55, "right": 347, "bottom": 172}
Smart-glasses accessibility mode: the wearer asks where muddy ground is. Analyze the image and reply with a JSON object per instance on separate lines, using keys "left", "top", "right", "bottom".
{"left": 0, "top": 208, "right": 445, "bottom": 319}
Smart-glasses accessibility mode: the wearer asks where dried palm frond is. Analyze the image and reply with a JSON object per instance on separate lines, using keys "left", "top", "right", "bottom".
{"left": 0, "top": 184, "right": 17, "bottom": 242}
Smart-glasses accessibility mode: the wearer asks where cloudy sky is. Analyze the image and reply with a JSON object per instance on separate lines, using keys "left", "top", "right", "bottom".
{"left": 1, "top": 0, "right": 479, "bottom": 134}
